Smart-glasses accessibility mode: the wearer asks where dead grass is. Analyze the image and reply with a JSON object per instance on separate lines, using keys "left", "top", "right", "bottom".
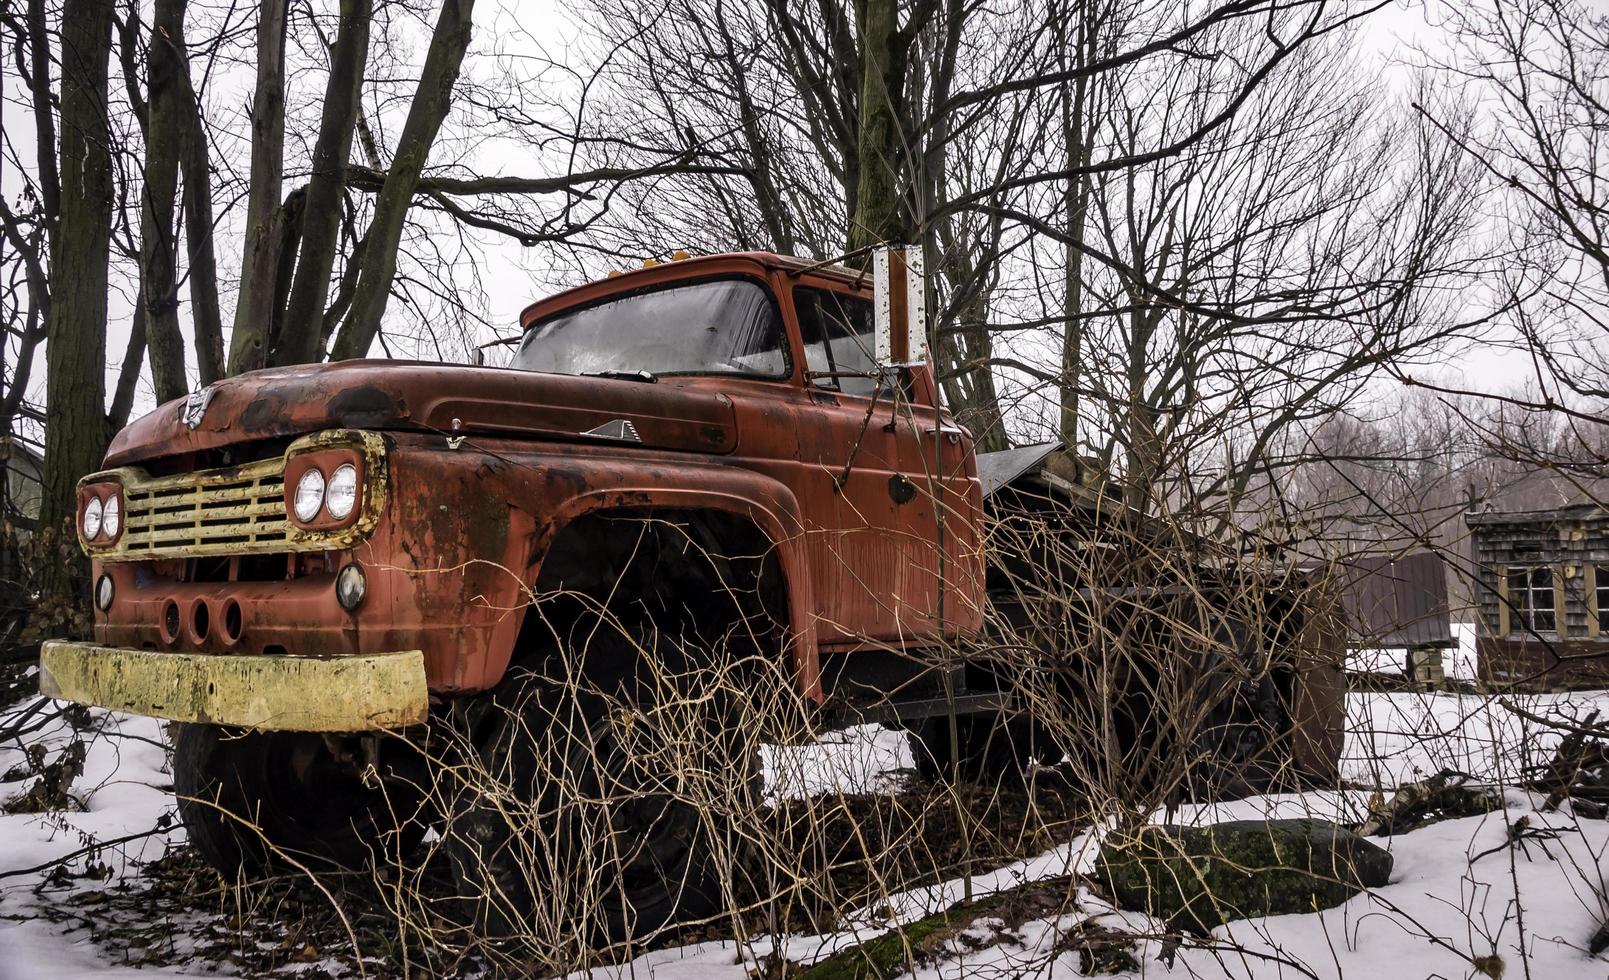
{"left": 13, "top": 759, "right": 1087, "bottom": 978}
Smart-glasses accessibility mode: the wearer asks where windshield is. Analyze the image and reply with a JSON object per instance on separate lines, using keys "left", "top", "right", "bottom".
{"left": 513, "top": 278, "right": 789, "bottom": 379}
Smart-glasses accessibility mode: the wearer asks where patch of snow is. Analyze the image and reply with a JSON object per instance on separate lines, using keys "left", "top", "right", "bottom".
{"left": 762, "top": 723, "right": 912, "bottom": 800}
{"left": 1347, "top": 621, "right": 1479, "bottom": 679}
{"left": 1344, "top": 688, "right": 1609, "bottom": 788}
{"left": 0, "top": 705, "right": 183, "bottom": 978}
{"left": 4, "top": 685, "right": 1609, "bottom": 978}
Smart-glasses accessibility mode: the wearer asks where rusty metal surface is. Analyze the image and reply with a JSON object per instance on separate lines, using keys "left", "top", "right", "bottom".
{"left": 39, "top": 641, "right": 427, "bottom": 731}
{"left": 104, "top": 362, "right": 739, "bottom": 467}
{"left": 87, "top": 252, "right": 988, "bottom": 704}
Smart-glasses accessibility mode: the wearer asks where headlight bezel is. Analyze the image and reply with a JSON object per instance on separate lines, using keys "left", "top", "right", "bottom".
{"left": 77, "top": 483, "right": 124, "bottom": 547}
{"left": 283, "top": 446, "right": 368, "bottom": 530}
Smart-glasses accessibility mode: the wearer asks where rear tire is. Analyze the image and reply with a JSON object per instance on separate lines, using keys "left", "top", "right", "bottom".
{"left": 173, "top": 724, "right": 424, "bottom": 875}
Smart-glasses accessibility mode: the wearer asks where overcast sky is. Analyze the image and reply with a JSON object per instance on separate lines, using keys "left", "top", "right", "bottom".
{"left": 0, "top": 0, "right": 1557, "bottom": 441}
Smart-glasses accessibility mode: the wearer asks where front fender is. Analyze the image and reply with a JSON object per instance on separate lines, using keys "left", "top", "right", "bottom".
{"left": 519, "top": 464, "right": 820, "bottom": 700}
{"left": 378, "top": 438, "right": 818, "bottom": 699}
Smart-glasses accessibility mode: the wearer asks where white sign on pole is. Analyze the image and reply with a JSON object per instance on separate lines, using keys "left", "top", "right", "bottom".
{"left": 872, "top": 245, "right": 927, "bottom": 366}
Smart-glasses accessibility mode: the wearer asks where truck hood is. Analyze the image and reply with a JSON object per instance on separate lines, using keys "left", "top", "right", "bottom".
{"left": 105, "top": 360, "right": 738, "bottom": 467}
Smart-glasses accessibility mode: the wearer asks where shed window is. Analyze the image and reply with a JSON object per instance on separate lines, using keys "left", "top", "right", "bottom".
{"left": 1596, "top": 565, "right": 1609, "bottom": 622}
{"left": 1508, "top": 566, "right": 1556, "bottom": 634}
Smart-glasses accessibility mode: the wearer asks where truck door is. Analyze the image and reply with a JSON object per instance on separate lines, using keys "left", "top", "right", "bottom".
{"left": 890, "top": 377, "right": 984, "bottom": 637}
{"left": 791, "top": 284, "right": 906, "bottom": 643}
{"left": 791, "top": 284, "right": 981, "bottom": 644}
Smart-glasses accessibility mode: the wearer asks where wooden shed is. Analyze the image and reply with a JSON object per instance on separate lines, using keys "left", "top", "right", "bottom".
{"left": 1468, "top": 501, "right": 1609, "bottom": 689}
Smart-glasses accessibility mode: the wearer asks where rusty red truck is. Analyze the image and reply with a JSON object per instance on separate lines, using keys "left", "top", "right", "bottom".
{"left": 39, "top": 250, "right": 1342, "bottom": 939}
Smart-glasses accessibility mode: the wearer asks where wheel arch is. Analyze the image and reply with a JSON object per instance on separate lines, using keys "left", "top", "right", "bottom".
{"left": 498, "top": 482, "right": 820, "bottom": 701}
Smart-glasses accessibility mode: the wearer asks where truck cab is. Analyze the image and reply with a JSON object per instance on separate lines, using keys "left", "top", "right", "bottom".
{"left": 56, "top": 252, "right": 984, "bottom": 710}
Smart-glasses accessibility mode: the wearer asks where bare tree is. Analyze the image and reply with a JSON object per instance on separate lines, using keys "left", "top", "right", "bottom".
{"left": 139, "top": 0, "right": 192, "bottom": 402}
{"left": 36, "top": 0, "right": 117, "bottom": 598}
{"left": 227, "top": 0, "right": 290, "bottom": 375}
{"left": 276, "top": 0, "right": 373, "bottom": 366}
{"left": 1410, "top": 0, "right": 1609, "bottom": 483}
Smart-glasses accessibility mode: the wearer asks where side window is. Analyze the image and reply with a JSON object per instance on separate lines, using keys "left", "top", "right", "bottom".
{"left": 795, "top": 287, "right": 880, "bottom": 397}
{"left": 1508, "top": 566, "right": 1557, "bottom": 634}
{"left": 1596, "top": 565, "right": 1609, "bottom": 620}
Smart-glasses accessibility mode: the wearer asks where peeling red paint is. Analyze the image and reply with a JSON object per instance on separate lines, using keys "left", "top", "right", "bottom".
{"left": 92, "top": 253, "right": 987, "bottom": 705}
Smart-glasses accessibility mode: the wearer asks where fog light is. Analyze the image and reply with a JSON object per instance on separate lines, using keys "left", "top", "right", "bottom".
{"left": 335, "top": 564, "right": 366, "bottom": 611}
{"left": 94, "top": 574, "right": 114, "bottom": 612}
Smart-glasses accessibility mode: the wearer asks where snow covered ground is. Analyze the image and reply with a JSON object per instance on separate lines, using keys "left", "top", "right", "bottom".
{"left": 2, "top": 667, "right": 1607, "bottom": 979}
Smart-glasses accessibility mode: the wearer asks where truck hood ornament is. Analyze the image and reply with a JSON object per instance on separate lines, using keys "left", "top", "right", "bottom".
{"left": 581, "top": 419, "right": 641, "bottom": 442}
{"left": 178, "top": 386, "right": 216, "bottom": 430}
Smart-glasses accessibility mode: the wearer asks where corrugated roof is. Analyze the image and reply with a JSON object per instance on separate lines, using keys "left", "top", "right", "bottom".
{"left": 1335, "top": 552, "right": 1457, "bottom": 649}
{"left": 976, "top": 442, "right": 1063, "bottom": 497}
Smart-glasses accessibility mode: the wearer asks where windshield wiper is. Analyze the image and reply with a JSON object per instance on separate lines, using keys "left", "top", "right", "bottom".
{"left": 581, "top": 369, "right": 658, "bottom": 384}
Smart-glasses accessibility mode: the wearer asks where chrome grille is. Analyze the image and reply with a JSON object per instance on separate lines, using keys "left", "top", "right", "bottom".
{"left": 84, "top": 430, "right": 386, "bottom": 562}
{"left": 118, "top": 459, "right": 291, "bottom": 558}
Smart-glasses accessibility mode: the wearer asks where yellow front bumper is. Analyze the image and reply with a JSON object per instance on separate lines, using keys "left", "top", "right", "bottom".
{"left": 38, "top": 641, "right": 429, "bottom": 732}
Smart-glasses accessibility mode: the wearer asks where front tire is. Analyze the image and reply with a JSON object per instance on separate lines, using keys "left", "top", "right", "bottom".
{"left": 442, "top": 629, "right": 760, "bottom": 946}
{"left": 173, "top": 724, "right": 423, "bottom": 875}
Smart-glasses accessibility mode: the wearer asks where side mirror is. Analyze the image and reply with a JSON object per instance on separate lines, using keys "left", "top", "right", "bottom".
{"left": 872, "top": 245, "right": 927, "bottom": 367}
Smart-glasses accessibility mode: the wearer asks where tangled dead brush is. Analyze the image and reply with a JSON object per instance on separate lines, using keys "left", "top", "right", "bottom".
{"left": 151, "top": 500, "right": 1349, "bottom": 976}
{"left": 13, "top": 498, "right": 1609, "bottom": 977}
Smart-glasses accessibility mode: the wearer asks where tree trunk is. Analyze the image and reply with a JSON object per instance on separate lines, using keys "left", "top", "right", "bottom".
{"left": 1058, "top": 0, "right": 1094, "bottom": 448}
{"left": 178, "top": 42, "right": 224, "bottom": 384}
{"left": 944, "top": 315, "right": 1009, "bottom": 452}
{"left": 275, "top": 0, "right": 372, "bottom": 366}
{"left": 270, "top": 186, "right": 308, "bottom": 355}
{"left": 140, "top": 0, "right": 190, "bottom": 403}
{"left": 26, "top": 0, "right": 58, "bottom": 222}
{"left": 845, "top": 0, "right": 910, "bottom": 254}
{"left": 329, "top": 0, "right": 474, "bottom": 361}
{"left": 39, "top": 0, "right": 116, "bottom": 600}
{"left": 1123, "top": 303, "right": 1163, "bottom": 513}
{"left": 855, "top": 0, "right": 901, "bottom": 245}
{"left": 111, "top": 294, "right": 150, "bottom": 431}
{"left": 226, "top": 0, "right": 289, "bottom": 376}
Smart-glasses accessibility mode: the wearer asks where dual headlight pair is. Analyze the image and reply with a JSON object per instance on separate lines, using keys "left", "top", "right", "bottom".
{"left": 292, "top": 462, "right": 359, "bottom": 524}
{"left": 81, "top": 489, "right": 122, "bottom": 541}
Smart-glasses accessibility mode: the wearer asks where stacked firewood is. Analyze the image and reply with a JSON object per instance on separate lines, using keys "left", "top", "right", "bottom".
{"left": 1506, "top": 703, "right": 1609, "bottom": 820}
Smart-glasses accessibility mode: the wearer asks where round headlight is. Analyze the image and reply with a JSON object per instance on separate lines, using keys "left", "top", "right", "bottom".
{"left": 293, "top": 467, "right": 326, "bottom": 522}
{"left": 326, "top": 464, "right": 358, "bottom": 521}
{"left": 82, "top": 495, "right": 104, "bottom": 539}
{"left": 95, "top": 573, "right": 115, "bottom": 612}
{"left": 335, "top": 563, "right": 367, "bottom": 611}
{"left": 101, "top": 493, "right": 121, "bottom": 538}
